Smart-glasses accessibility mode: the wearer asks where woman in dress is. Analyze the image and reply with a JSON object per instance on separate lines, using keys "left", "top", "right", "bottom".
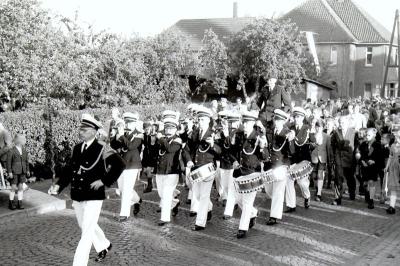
{"left": 384, "top": 130, "right": 400, "bottom": 214}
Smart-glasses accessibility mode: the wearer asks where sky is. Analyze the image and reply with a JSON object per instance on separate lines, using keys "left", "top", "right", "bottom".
{"left": 40, "top": 0, "right": 400, "bottom": 37}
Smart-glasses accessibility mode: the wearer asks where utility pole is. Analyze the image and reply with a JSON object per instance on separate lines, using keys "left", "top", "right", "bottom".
{"left": 382, "top": 10, "right": 400, "bottom": 98}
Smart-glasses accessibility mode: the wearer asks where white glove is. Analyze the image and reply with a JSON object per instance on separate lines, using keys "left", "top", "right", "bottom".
{"left": 48, "top": 184, "right": 60, "bottom": 195}
{"left": 187, "top": 161, "right": 194, "bottom": 168}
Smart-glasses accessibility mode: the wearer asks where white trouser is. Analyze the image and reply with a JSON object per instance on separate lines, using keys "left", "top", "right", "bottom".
{"left": 185, "top": 167, "right": 193, "bottom": 200}
{"left": 72, "top": 200, "right": 110, "bottom": 266}
{"left": 214, "top": 161, "right": 221, "bottom": 198}
{"left": 237, "top": 191, "right": 258, "bottom": 231}
{"left": 156, "top": 174, "right": 179, "bottom": 222}
{"left": 117, "top": 169, "right": 140, "bottom": 217}
{"left": 0, "top": 164, "right": 5, "bottom": 188}
{"left": 265, "top": 166, "right": 288, "bottom": 220}
{"left": 224, "top": 173, "right": 238, "bottom": 216}
{"left": 285, "top": 176, "right": 310, "bottom": 208}
{"left": 191, "top": 177, "right": 214, "bottom": 227}
{"left": 218, "top": 168, "right": 233, "bottom": 201}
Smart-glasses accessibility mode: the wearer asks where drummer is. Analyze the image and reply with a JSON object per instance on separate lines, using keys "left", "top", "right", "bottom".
{"left": 230, "top": 110, "right": 268, "bottom": 239}
{"left": 264, "top": 109, "right": 293, "bottom": 226}
{"left": 285, "top": 107, "right": 312, "bottom": 212}
{"left": 182, "top": 106, "right": 221, "bottom": 231}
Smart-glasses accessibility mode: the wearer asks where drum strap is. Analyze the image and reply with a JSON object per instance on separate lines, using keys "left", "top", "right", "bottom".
{"left": 243, "top": 136, "right": 259, "bottom": 155}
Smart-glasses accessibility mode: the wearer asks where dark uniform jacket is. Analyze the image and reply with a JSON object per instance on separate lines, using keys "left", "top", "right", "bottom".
{"left": 110, "top": 131, "right": 143, "bottom": 169}
{"left": 216, "top": 129, "right": 241, "bottom": 170}
{"left": 7, "top": 146, "right": 29, "bottom": 175}
{"left": 156, "top": 136, "right": 182, "bottom": 175}
{"left": 289, "top": 123, "right": 311, "bottom": 163}
{"left": 142, "top": 133, "right": 158, "bottom": 168}
{"left": 265, "top": 126, "right": 294, "bottom": 169}
{"left": 359, "top": 140, "right": 382, "bottom": 181}
{"left": 182, "top": 127, "right": 221, "bottom": 169}
{"left": 57, "top": 140, "right": 125, "bottom": 202}
{"left": 233, "top": 130, "right": 269, "bottom": 177}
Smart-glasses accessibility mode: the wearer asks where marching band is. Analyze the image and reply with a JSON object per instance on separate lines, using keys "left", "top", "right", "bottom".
{"left": 47, "top": 97, "right": 400, "bottom": 265}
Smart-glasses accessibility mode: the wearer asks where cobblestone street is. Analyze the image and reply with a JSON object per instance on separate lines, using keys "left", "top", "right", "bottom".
{"left": 1, "top": 181, "right": 400, "bottom": 266}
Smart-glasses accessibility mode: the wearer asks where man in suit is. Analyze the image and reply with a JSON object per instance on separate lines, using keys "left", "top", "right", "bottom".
{"left": 7, "top": 134, "right": 30, "bottom": 210}
{"left": 110, "top": 112, "right": 144, "bottom": 222}
{"left": 331, "top": 116, "right": 359, "bottom": 205}
{"left": 257, "top": 77, "right": 292, "bottom": 127}
{"left": 49, "top": 114, "right": 125, "bottom": 265}
{"left": 285, "top": 107, "right": 312, "bottom": 212}
{"left": 182, "top": 106, "right": 221, "bottom": 231}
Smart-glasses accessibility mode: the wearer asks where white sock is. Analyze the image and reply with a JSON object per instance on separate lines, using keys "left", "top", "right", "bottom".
{"left": 9, "top": 191, "right": 15, "bottom": 201}
{"left": 390, "top": 191, "right": 397, "bottom": 208}
{"left": 317, "top": 180, "right": 324, "bottom": 196}
{"left": 17, "top": 191, "right": 23, "bottom": 201}
{"left": 369, "top": 186, "right": 376, "bottom": 201}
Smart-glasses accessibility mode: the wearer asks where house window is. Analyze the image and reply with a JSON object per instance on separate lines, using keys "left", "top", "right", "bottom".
{"left": 365, "top": 47, "right": 373, "bottom": 66}
{"left": 364, "top": 83, "right": 372, "bottom": 98}
{"left": 330, "top": 46, "right": 337, "bottom": 65}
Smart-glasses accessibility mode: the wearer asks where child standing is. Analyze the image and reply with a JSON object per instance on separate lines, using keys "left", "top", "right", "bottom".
{"left": 384, "top": 130, "right": 400, "bottom": 214}
{"left": 7, "top": 134, "right": 30, "bottom": 210}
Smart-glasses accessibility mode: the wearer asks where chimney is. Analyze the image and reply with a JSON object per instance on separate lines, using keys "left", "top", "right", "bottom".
{"left": 233, "top": 2, "right": 238, "bottom": 18}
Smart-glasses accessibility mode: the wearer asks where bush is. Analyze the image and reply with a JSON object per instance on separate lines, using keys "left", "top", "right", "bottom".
{"left": 0, "top": 103, "right": 186, "bottom": 176}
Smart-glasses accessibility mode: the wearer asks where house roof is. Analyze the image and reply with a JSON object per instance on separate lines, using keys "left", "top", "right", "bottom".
{"left": 281, "top": 0, "right": 393, "bottom": 44}
{"left": 303, "top": 78, "right": 335, "bottom": 90}
{"left": 169, "top": 17, "right": 254, "bottom": 50}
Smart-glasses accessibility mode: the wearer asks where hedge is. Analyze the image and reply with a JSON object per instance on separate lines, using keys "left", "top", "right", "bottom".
{"left": 0, "top": 103, "right": 186, "bottom": 177}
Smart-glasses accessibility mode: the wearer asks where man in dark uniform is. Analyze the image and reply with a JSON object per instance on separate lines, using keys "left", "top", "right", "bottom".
{"left": 49, "top": 114, "right": 125, "bottom": 265}
{"left": 285, "top": 107, "right": 312, "bottom": 212}
{"left": 182, "top": 106, "right": 221, "bottom": 231}
{"left": 264, "top": 109, "right": 293, "bottom": 226}
{"left": 155, "top": 117, "right": 182, "bottom": 226}
{"left": 257, "top": 77, "right": 292, "bottom": 127}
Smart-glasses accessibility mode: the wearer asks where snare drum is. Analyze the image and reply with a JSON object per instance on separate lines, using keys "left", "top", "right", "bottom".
{"left": 288, "top": 160, "right": 313, "bottom": 181}
{"left": 234, "top": 173, "right": 264, "bottom": 194}
{"left": 262, "top": 166, "right": 288, "bottom": 184}
{"left": 189, "top": 163, "right": 216, "bottom": 183}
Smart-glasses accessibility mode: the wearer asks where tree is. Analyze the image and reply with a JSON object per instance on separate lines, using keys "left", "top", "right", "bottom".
{"left": 229, "top": 18, "right": 305, "bottom": 95}
{"left": 197, "top": 29, "right": 230, "bottom": 95}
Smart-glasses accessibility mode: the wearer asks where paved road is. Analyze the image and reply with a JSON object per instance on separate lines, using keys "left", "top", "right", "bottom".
{"left": 1, "top": 182, "right": 399, "bottom": 266}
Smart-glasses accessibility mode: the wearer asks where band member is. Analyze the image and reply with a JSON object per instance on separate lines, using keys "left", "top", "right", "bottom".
{"left": 285, "top": 107, "right": 311, "bottom": 212}
{"left": 384, "top": 130, "right": 400, "bottom": 214}
{"left": 309, "top": 120, "right": 332, "bottom": 201}
{"left": 142, "top": 118, "right": 158, "bottom": 193}
{"left": 49, "top": 114, "right": 125, "bottom": 265}
{"left": 264, "top": 109, "right": 292, "bottom": 226}
{"left": 359, "top": 128, "right": 382, "bottom": 209}
{"left": 231, "top": 110, "right": 268, "bottom": 239}
{"left": 111, "top": 112, "right": 144, "bottom": 221}
{"left": 331, "top": 116, "right": 359, "bottom": 205}
{"left": 155, "top": 117, "right": 182, "bottom": 226}
{"left": 217, "top": 111, "right": 241, "bottom": 208}
{"left": 182, "top": 106, "right": 221, "bottom": 231}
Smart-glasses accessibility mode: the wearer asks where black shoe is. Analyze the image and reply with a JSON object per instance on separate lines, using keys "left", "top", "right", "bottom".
{"left": 156, "top": 208, "right": 161, "bottom": 213}
{"left": 207, "top": 211, "right": 212, "bottom": 221}
{"left": 332, "top": 199, "right": 342, "bottom": 206}
{"left": 115, "top": 216, "right": 129, "bottom": 222}
{"left": 284, "top": 207, "right": 296, "bottom": 213}
{"left": 368, "top": 199, "right": 374, "bottom": 209}
{"left": 349, "top": 195, "right": 356, "bottom": 201}
{"left": 8, "top": 200, "right": 16, "bottom": 210}
{"left": 95, "top": 243, "right": 112, "bottom": 262}
{"left": 386, "top": 207, "right": 396, "bottom": 214}
{"left": 158, "top": 221, "right": 168, "bottom": 226}
{"left": 143, "top": 185, "right": 153, "bottom": 193}
{"left": 186, "top": 199, "right": 191, "bottom": 205}
{"left": 17, "top": 200, "right": 24, "bottom": 210}
{"left": 364, "top": 191, "right": 370, "bottom": 203}
{"left": 304, "top": 198, "right": 310, "bottom": 209}
{"left": 222, "top": 215, "right": 231, "bottom": 220}
{"left": 266, "top": 217, "right": 277, "bottom": 226}
{"left": 191, "top": 225, "right": 205, "bottom": 231}
{"left": 133, "top": 203, "right": 141, "bottom": 216}
{"left": 172, "top": 202, "right": 180, "bottom": 217}
{"left": 189, "top": 211, "right": 196, "bottom": 217}
{"left": 234, "top": 204, "right": 238, "bottom": 210}
{"left": 249, "top": 217, "right": 256, "bottom": 229}
{"left": 237, "top": 230, "right": 247, "bottom": 239}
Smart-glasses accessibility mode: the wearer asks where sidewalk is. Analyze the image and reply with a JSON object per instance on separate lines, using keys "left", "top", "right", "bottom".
{"left": 0, "top": 181, "right": 66, "bottom": 220}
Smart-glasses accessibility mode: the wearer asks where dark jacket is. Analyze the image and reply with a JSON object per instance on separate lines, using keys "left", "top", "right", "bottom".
{"left": 257, "top": 86, "right": 292, "bottom": 122}
{"left": 7, "top": 146, "right": 29, "bottom": 175}
{"left": 216, "top": 129, "right": 241, "bottom": 170}
{"left": 331, "top": 128, "right": 359, "bottom": 169}
{"left": 265, "top": 126, "right": 294, "bottom": 169}
{"left": 156, "top": 136, "right": 182, "bottom": 175}
{"left": 233, "top": 130, "right": 269, "bottom": 177}
{"left": 359, "top": 140, "right": 382, "bottom": 180}
{"left": 110, "top": 132, "right": 143, "bottom": 169}
{"left": 182, "top": 127, "right": 221, "bottom": 169}
{"left": 57, "top": 140, "right": 125, "bottom": 201}
{"left": 142, "top": 133, "right": 159, "bottom": 168}
{"left": 289, "top": 123, "right": 311, "bottom": 163}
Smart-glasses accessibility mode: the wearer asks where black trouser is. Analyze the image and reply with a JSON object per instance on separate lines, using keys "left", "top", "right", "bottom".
{"left": 334, "top": 166, "right": 356, "bottom": 200}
